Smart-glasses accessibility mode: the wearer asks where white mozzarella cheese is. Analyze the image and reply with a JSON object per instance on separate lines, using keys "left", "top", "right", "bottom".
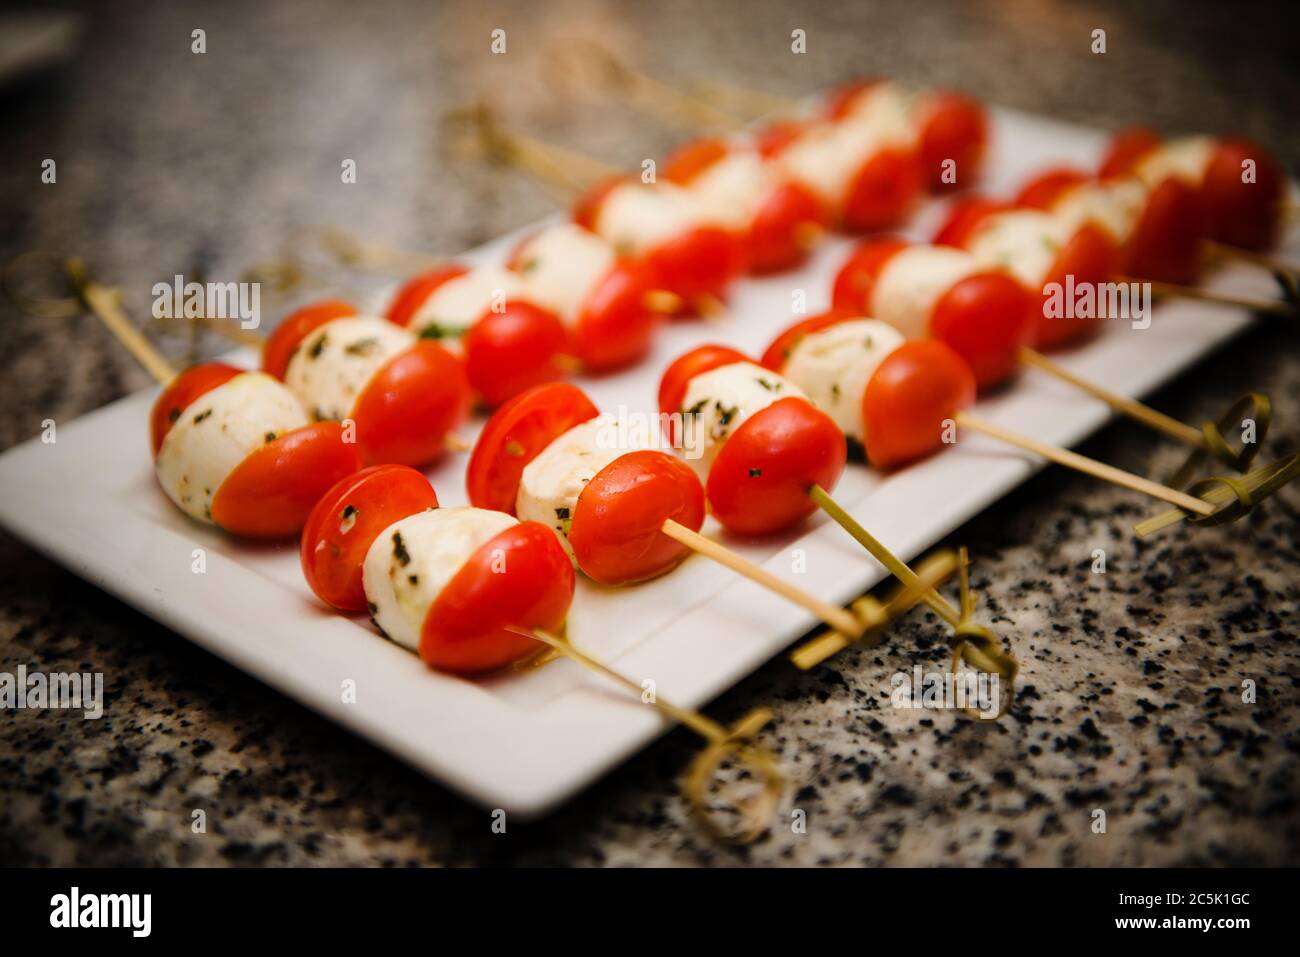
{"left": 409, "top": 265, "right": 529, "bottom": 340}
{"left": 679, "top": 361, "right": 805, "bottom": 473}
{"left": 782, "top": 319, "right": 905, "bottom": 442}
{"left": 1134, "top": 136, "right": 1214, "bottom": 189}
{"left": 1051, "top": 176, "right": 1147, "bottom": 245}
{"left": 284, "top": 315, "right": 413, "bottom": 422}
{"left": 362, "top": 506, "right": 517, "bottom": 652}
{"left": 155, "top": 372, "right": 308, "bottom": 524}
{"left": 685, "top": 149, "right": 776, "bottom": 230}
{"left": 516, "top": 415, "right": 656, "bottom": 549}
{"left": 777, "top": 120, "right": 886, "bottom": 208}
{"left": 514, "top": 223, "right": 616, "bottom": 323}
{"left": 594, "top": 182, "right": 706, "bottom": 254}
{"left": 837, "top": 82, "right": 921, "bottom": 149}
{"left": 964, "top": 209, "right": 1073, "bottom": 288}
{"left": 870, "top": 245, "right": 982, "bottom": 341}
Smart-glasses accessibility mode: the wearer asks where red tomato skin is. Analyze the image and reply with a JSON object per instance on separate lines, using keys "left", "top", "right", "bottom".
{"left": 466, "top": 382, "right": 600, "bottom": 513}
{"left": 572, "top": 178, "right": 624, "bottom": 232}
{"left": 1200, "top": 137, "right": 1283, "bottom": 251}
{"left": 351, "top": 342, "right": 469, "bottom": 468}
{"left": 299, "top": 464, "right": 439, "bottom": 612}
{"left": 1125, "top": 176, "right": 1203, "bottom": 284}
{"left": 918, "top": 91, "right": 988, "bottom": 191}
{"left": 842, "top": 147, "right": 924, "bottom": 232}
{"left": 420, "top": 521, "right": 575, "bottom": 673}
{"left": 1099, "top": 127, "right": 1161, "bottom": 179}
{"left": 932, "top": 196, "right": 1013, "bottom": 248}
{"left": 262, "top": 300, "right": 358, "bottom": 381}
{"left": 663, "top": 137, "right": 729, "bottom": 185}
{"left": 830, "top": 237, "right": 912, "bottom": 313}
{"left": 385, "top": 266, "right": 469, "bottom": 327}
{"left": 863, "top": 340, "right": 975, "bottom": 470}
{"left": 657, "top": 344, "right": 751, "bottom": 420}
{"left": 1014, "top": 167, "right": 1089, "bottom": 210}
{"left": 569, "top": 450, "right": 705, "bottom": 585}
{"left": 747, "top": 180, "right": 828, "bottom": 273}
{"left": 463, "top": 301, "right": 569, "bottom": 409}
{"left": 706, "top": 397, "right": 846, "bottom": 536}
{"left": 760, "top": 310, "right": 857, "bottom": 371}
{"left": 573, "top": 259, "right": 661, "bottom": 370}
{"left": 1033, "top": 224, "right": 1118, "bottom": 351}
{"left": 149, "top": 362, "right": 242, "bottom": 456}
{"left": 823, "top": 78, "right": 882, "bottom": 122}
{"left": 929, "top": 272, "right": 1035, "bottom": 390}
{"left": 210, "top": 421, "right": 363, "bottom": 540}
{"left": 644, "top": 225, "right": 745, "bottom": 310}
{"left": 755, "top": 119, "right": 809, "bottom": 159}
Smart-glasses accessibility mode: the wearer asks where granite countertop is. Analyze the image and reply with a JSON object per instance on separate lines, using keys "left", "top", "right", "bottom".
{"left": 1, "top": 0, "right": 1297, "bottom": 866}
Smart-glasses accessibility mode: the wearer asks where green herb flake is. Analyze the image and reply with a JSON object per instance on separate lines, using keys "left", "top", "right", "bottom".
{"left": 748, "top": 467, "right": 763, "bottom": 477}
{"left": 392, "top": 531, "right": 411, "bottom": 567}
{"left": 308, "top": 333, "right": 327, "bottom": 359}
{"left": 192, "top": 409, "right": 213, "bottom": 425}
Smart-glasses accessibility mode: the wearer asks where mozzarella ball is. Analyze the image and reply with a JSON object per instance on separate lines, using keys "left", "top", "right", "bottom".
{"left": 284, "top": 315, "right": 414, "bottom": 421}
{"left": 679, "top": 361, "right": 805, "bottom": 473}
{"left": 514, "top": 223, "right": 616, "bottom": 323}
{"left": 1133, "top": 136, "right": 1214, "bottom": 189}
{"left": 870, "top": 245, "right": 981, "bottom": 341}
{"left": 1052, "top": 176, "right": 1147, "bottom": 245}
{"left": 836, "top": 82, "right": 921, "bottom": 150}
{"left": 782, "top": 319, "right": 905, "bottom": 442}
{"left": 686, "top": 148, "right": 778, "bottom": 231}
{"left": 594, "top": 182, "right": 706, "bottom": 254}
{"left": 155, "top": 372, "right": 308, "bottom": 523}
{"left": 777, "top": 120, "right": 886, "bottom": 208}
{"left": 964, "top": 209, "right": 1074, "bottom": 288}
{"left": 409, "top": 265, "right": 529, "bottom": 341}
{"left": 362, "top": 506, "right": 517, "bottom": 652}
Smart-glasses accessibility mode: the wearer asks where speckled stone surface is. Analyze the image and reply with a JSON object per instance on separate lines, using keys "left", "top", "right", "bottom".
{"left": 1, "top": 0, "right": 1297, "bottom": 866}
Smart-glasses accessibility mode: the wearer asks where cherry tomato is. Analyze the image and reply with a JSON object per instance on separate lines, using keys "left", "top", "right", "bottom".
{"left": 1126, "top": 176, "right": 1202, "bottom": 284}
{"left": 842, "top": 147, "right": 924, "bottom": 232}
{"left": 572, "top": 178, "right": 623, "bottom": 232}
{"left": 569, "top": 450, "right": 705, "bottom": 585}
{"left": 385, "top": 266, "right": 469, "bottom": 327}
{"left": 572, "top": 258, "right": 661, "bottom": 370}
{"left": 918, "top": 91, "right": 988, "bottom": 191}
{"left": 823, "top": 78, "right": 882, "bottom": 122}
{"left": 210, "top": 421, "right": 362, "bottom": 540}
{"left": 657, "top": 344, "right": 751, "bottom": 419}
{"left": 755, "top": 119, "right": 809, "bottom": 159}
{"left": 706, "top": 397, "right": 846, "bottom": 536}
{"left": 748, "top": 180, "right": 827, "bottom": 273}
{"left": 930, "top": 271, "right": 1034, "bottom": 390}
{"left": 299, "top": 464, "right": 439, "bottom": 612}
{"left": 463, "top": 301, "right": 569, "bottom": 408}
{"left": 643, "top": 224, "right": 745, "bottom": 311}
{"left": 351, "top": 341, "right": 470, "bottom": 467}
{"left": 863, "top": 340, "right": 975, "bottom": 470}
{"left": 1034, "top": 224, "right": 1118, "bottom": 350}
{"left": 1014, "top": 167, "right": 1089, "bottom": 210}
{"left": 663, "top": 137, "right": 731, "bottom": 185}
{"left": 932, "top": 196, "right": 1014, "bottom": 248}
{"left": 829, "top": 236, "right": 912, "bottom": 312}
{"left": 1098, "top": 127, "right": 1161, "bottom": 179}
{"left": 759, "top": 310, "right": 857, "bottom": 371}
{"left": 1201, "top": 137, "right": 1283, "bottom": 251}
{"left": 149, "top": 362, "right": 242, "bottom": 455}
{"left": 262, "top": 300, "right": 358, "bottom": 381}
{"left": 422, "top": 521, "right": 574, "bottom": 673}
{"left": 466, "top": 382, "right": 600, "bottom": 513}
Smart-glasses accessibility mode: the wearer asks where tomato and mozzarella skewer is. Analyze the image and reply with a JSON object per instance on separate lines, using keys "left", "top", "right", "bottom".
{"left": 262, "top": 300, "right": 470, "bottom": 468}
{"left": 831, "top": 236, "right": 1035, "bottom": 389}
{"left": 662, "top": 137, "right": 829, "bottom": 273}
{"left": 933, "top": 197, "right": 1119, "bottom": 350}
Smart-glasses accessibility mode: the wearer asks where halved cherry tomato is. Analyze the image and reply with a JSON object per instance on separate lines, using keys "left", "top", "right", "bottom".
{"left": 748, "top": 180, "right": 827, "bottom": 273}
{"left": 663, "top": 137, "right": 730, "bottom": 185}
{"left": 463, "top": 301, "right": 569, "bottom": 408}
{"left": 1014, "top": 167, "right": 1090, "bottom": 211}
{"left": 842, "top": 147, "right": 924, "bottom": 232}
{"left": 863, "top": 340, "right": 975, "bottom": 470}
{"left": 706, "top": 397, "right": 846, "bottom": 536}
{"left": 1034, "top": 224, "right": 1118, "bottom": 350}
{"left": 385, "top": 266, "right": 469, "bottom": 327}
{"left": 917, "top": 91, "right": 988, "bottom": 191}
{"left": 149, "top": 362, "right": 242, "bottom": 455}
{"left": 1126, "top": 176, "right": 1202, "bottom": 284}
{"left": 351, "top": 341, "right": 469, "bottom": 467}
{"left": 830, "top": 236, "right": 912, "bottom": 312}
{"left": 569, "top": 450, "right": 705, "bottom": 585}
{"left": 657, "top": 344, "right": 751, "bottom": 419}
{"left": 932, "top": 196, "right": 1014, "bottom": 249}
{"left": 643, "top": 224, "right": 745, "bottom": 311}
{"left": 300, "top": 464, "right": 439, "bottom": 612}
{"left": 572, "top": 258, "right": 660, "bottom": 370}
{"left": 466, "top": 382, "right": 600, "bottom": 513}
{"left": 1099, "top": 127, "right": 1162, "bottom": 179}
{"left": 211, "top": 421, "right": 362, "bottom": 540}
{"left": 572, "top": 178, "right": 624, "bottom": 232}
{"left": 930, "top": 271, "right": 1034, "bottom": 390}
{"left": 1201, "top": 137, "right": 1282, "bottom": 252}
{"left": 760, "top": 310, "right": 857, "bottom": 371}
{"left": 421, "top": 521, "right": 574, "bottom": 673}
{"left": 262, "top": 300, "right": 357, "bottom": 381}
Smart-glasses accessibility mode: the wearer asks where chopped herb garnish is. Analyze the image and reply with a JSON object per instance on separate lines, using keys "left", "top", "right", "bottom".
{"left": 344, "top": 337, "right": 380, "bottom": 356}
{"left": 518, "top": 257, "right": 540, "bottom": 274}
{"left": 505, "top": 440, "right": 525, "bottom": 457}
{"left": 748, "top": 467, "right": 762, "bottom": 477}
{"left": 831, "top": 383, "right": 841, "bottom": 399}
{"left": 264, "top": 431, "right": 278, "bottom": 443}
{"left": 308, "top": 334, "right": 327, "bottom": 359}
{"left": 168, "top": 408, "right": 180, "bottom": 424}
{"left": 685, "top": 398, "right": 709, "bottom": 416}
{"left": 407, "top": 574, "right": 419, "bottom": 585}
{"left": 392, "top": 531, "right": 411, "bottom": 566}
{"left": 367, "top": 601, "right": 378, "bottom": 616}
{"left": 554, "top": 507, "right": 570, "bottom": 520}
{"left": 341, "top": 505, "right": 357, "bottom": 519}
{"left": 716, "top": 403, "right": 738, "bottom": 427}
{"left": 755, "top": 377, "right": 780, "bottom": 391}
{"left": 419, "top": 322, "right": 466, "bottom": 341}
{"left": 192, "top": 409, "right": 213, "bottom": 425}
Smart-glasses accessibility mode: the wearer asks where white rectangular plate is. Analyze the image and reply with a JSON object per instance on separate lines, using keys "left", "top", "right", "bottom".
{"left": 0, "top": 107, "right": 1288, "bottom": 817}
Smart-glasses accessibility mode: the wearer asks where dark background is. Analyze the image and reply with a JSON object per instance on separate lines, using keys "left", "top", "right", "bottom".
{"left": 1, "top": 0, "right": 1297, "bottom": 865}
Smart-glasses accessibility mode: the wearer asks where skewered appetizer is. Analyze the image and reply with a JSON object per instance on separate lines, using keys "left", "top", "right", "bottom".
{"left": 504, "top": 223, "right": 663, "bottom": 370}
{"left": 1100, "top": 129, "right": 1285, "bottom": 253}
{"left": 301, "top": 465, "right": 574, "bottom": 673}
{"left": 759, "top": 314, "right": 977, "bottom": 470}
{"left": 933, "top": 197, "right": 1118, "bottom": 349}
{"left": 150, "top": 362, "right": 361, "bottom": 537}
{"left": 823, "top": 80, "right": 989, "bottom": 191}
{"left": 662, "top": 137, "right": 829, "bottom": 274}
{"left": 262, "top": 300, "right": 471, "bottom": 468}
{"left": 385, "top": 262, "right": 570, "bottom": 407}
{"left": 831, "top": 237, "right": 1034, "bottom": 389}
{"left": 572, "top": 177, "right": 746, "bottom": 314}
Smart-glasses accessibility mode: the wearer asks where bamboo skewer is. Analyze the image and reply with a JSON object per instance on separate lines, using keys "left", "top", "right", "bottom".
{"left": 1115, "top": 274, "right": 1299, "bottom": 317}
{"left": 1201, "top": 239, "right": 1300, "bottom": 283}
{"left": 66, "top": 259, "right": 177, "bottom": 386}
